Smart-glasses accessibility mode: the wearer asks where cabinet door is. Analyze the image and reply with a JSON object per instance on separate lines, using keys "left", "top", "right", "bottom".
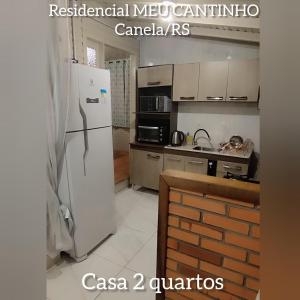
{"left": 138, "top": 65, "right": 173, "bottom": 88}
{"left": 184, "top": 157, "right": 208, "bottom": 175}
{"left": 173, "top": 63, "right": 200, "bottom": 101}
{"left": 164, "top": 154, "right": 185, "bottom": 171}
{"left": 198, "top": 61, "right": 228, "bottom": 102}
{"left": 227, "top": 59, "right": 259, "bottom": 102}
{"left": 216, "top": 161, "right": 249, "bottom": 178}
{"left": 130, "top": 149, "right": 163, "bottom": 190}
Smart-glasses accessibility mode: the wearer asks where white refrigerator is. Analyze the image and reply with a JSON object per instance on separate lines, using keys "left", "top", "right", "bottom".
{"left": 59, "top": 64, "right": 116, "bottom": 262}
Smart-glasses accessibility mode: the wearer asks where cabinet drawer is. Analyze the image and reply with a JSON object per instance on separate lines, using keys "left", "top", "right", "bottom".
{"left": 138, "top": 65, "right": 173, "bottom": 88}
{"left": 130, "top": 149, "right": 163, "bottom": 190}
{"left": 164, "top": 154, "right": 185, "bottom": 171}
{"left": 173, "top": 63, "right": 200, "bottom": 101}
{"left": 184, "top": 157, "right": 208, "bottom": 175}
{"left": 217, "top": 161, "right": 248, "bottom": 177}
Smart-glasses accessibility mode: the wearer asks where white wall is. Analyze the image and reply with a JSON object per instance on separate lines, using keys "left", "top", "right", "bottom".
{"left": 140, "top": 37, "right": 259, "bottom": 66}
{"left": 140, "top": 37, "right": 260, "bottom": 152}
{"left": 0, "top": 1, "right": 46, "bottom": 299}
{"left": 73, "top": 17, "right": 140, "bottom": 65}
{"left": 178, "top": 103, "right": 260, "bottom": 152}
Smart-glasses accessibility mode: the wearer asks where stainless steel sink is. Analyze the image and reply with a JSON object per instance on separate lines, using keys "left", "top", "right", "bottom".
{"left": 193, "top": 146, "right": 215, "bottom": 152}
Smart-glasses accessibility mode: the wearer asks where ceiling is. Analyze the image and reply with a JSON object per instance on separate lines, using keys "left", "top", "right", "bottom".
{"left": 85, "top": 0, "right": 260, "bottom": 43}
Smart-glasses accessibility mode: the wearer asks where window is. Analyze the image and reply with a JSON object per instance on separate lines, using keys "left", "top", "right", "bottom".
{"left": 87, "top": 47, "right": 96, "bottom": 67}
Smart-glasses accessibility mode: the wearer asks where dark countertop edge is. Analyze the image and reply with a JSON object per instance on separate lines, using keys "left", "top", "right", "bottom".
{"left": 130, "top": 142, "right": 165, "bottom": 153}
{"left": 130, "top": 142, "right": 251, "bottom": 163}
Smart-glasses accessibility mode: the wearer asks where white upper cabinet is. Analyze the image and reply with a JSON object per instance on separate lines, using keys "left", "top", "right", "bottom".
{"left": 227, "top": 59, "right": 259, "bottom": 102}
{"left": 198, "top": 61, "right": 229, "bottom": 102}
{"left": 173, "top": 63, "right": 200, "bottom": 101}
{"left": 137, "top": 59, "right": 259, "bottom": 103}
{"left": 137, "top": 65, "right": 173, "bottom": 88}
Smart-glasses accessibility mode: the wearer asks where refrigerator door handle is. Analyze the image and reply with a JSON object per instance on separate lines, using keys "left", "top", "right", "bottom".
{"left": 79, "top": 100, "right": 89, "bottom": 176}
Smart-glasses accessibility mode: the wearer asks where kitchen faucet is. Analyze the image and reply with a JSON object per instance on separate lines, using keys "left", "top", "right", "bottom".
{"left": 193, "top": 129, "right": 211, "bottom": 146}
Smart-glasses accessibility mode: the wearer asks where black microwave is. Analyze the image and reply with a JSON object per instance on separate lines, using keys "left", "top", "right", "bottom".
{"left": 137, "top": 124, "right": 169, "bottom": 145}
{"left": 139, "top": 96, "right": 172, "bottom": 113}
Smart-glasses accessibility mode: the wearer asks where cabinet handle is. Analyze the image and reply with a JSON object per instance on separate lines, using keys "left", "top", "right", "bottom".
{"left": 147, "top": 81, "right": 161, "bottom": 86}
{"left": 188, "top": 160, "right": 204, "bottom": 165}
{"left": 167, "top": 157, "right": 181, "bottom": 162}
{"left": 206, "top": 96, "right": 223, "bottom": 101}
{"left": 147, "top": 154, "right": 160, "bottom": 160}
{"left": 223, "top": 165, "right": 242, "bottom": 171}
{"left": 229, "top": 96, "right": 248, "bottom": 101}
{"left": 138, "top": 126, "right": 159, "bottom": 130}
{"left": 180, "top": 96, "right": 195, "bottom": 100}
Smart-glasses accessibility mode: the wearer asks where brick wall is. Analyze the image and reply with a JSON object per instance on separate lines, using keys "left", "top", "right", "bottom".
{"left": 165, "top": 189, "right": 260, "bottom": 300}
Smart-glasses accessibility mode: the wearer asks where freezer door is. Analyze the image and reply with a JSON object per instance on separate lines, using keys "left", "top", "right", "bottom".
{"left": 64, "top": 127, "right": 116, "bottom": 259}
{"left": 68, "top": 64, "right": 112, "bottom": 132}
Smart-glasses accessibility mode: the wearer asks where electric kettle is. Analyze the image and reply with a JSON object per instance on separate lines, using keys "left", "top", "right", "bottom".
{"left": 171, "top": 130, "right": 185, "bottom": 146}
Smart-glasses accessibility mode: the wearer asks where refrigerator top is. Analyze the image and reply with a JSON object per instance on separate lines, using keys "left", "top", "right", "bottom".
{"left": 67, "top": 64, "right": 112, "bottom": 132}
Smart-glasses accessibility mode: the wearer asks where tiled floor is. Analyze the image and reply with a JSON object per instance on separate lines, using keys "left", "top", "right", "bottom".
{"left": 47, "top": 187, "right": 158, "bottom": 300}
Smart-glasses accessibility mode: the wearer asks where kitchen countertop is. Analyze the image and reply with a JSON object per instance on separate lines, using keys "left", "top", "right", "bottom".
{"left": 130, "top": 142, "right": 255, "bottom": 164}
{"left": 165, "top": 144, "right": 254, "bottom": 159}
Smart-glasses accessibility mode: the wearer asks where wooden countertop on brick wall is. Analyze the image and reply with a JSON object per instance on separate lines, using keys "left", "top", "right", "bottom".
{"left": 156, "top": 170, "right": 260, "bottom": 300}
{"left": 160, "top": 170, "right": 260, "bottom": 206}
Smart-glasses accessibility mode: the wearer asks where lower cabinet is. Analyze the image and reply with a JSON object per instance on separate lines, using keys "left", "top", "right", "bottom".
{"left": 184, "top": 157, "right": 208, "bottom": 175}
{"left": 164, "top": 154, "right": 185, "bottom": 171}
{"left": 217, "top": 160, "right": 249, "bottom": 178}
{"left": 164, "top": 154, "right": 208, "bottom": 175}
{"left": 131, "top": 149, "right": 250, "bottom": 190}
{"left": 130, "top": 149, "right": 163, "bottom": 190}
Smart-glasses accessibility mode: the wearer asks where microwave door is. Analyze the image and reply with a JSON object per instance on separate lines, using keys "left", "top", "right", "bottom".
{"left": 139, "top": 96, "right": 162, "bottom": 112}
{"left": 155, "top": 97, "right": 159, "bottom": 112}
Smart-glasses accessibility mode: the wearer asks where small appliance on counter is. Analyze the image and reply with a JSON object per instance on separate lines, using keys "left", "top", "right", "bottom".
{"left": 171, "top": 130, "right": 185, "bottom": 146}
{"left": 135, "top": 80, "right": 177, "bottom": 146}
{"left": 139, "top": 95, "right": 172, "bottom": 112}
{"left": 137, "top": 118, "right": 170, "bottom": 145}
